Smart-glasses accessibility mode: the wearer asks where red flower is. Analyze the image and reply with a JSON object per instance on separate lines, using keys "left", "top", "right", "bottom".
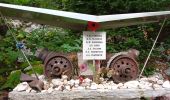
{"left": 79, "top": 76, "right": 84, "bottom": 84}
{"left": 87, "top": 21, "right": 100, "bottom": 31}
{"left": 80, "top": 64, "right": 88, "bottom": 72}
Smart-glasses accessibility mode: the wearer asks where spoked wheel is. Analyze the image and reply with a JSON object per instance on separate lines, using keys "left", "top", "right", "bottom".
{"left": 108, "top": 55, "right": 139, "bottom": 83}
{"left": 44, "top": 53, "right": 73, "bottom": 79}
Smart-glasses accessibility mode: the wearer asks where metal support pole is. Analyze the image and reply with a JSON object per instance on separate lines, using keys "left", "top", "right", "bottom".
{"left": 139, "top": 18, "right": 167, "bottom": 78}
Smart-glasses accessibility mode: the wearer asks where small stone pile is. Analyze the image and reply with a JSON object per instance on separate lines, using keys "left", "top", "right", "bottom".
{"left": 13, "top": 73, "right": 170, "bottom": 93}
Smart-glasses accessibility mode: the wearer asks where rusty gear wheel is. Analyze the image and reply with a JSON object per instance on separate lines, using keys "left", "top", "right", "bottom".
{"left": 44, "top": 52, "right": 73, "bottom": 79}
{"left": 108, "top": 55, "right": 139, "bottom": 83}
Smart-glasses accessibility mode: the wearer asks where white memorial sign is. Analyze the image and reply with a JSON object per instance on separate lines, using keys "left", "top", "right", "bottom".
{"left": 83, "top": 31, "right": 106, "bottom": 60}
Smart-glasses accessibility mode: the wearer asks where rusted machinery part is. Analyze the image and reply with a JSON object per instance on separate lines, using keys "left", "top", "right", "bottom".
{"left": 20, "top": 73, "right": 37, "bottom": 82}
{"left": 35, "top": 48, "right": 49, "bottom": 62}
{"left": 108, "top": 54, "right": 139, "bottom": 83}
{"left": 20, "top": 73, "right": 44, "bottom": 91}
{"left": 29, "top": 80, "right": 44, "bottom": 91}
{"left": 44, "top": 52, "right": 73, "bottom": 79}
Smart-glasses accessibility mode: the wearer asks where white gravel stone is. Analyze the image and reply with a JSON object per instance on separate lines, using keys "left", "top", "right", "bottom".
{"left": 117, "top": 83, "right": 124, "bottom": 88}
{"left": 43, "top": 83, "right": 50, "bottom": 90}
{"left": 68, "top": 79, "right": 75, "bottom": 86}
{"left": 49, "top": 83, "right": 55, "bottom": 88}
{"left": 25, "top": 87, "right": 32, "bottom": 93}
{"left": 153, "top": 84, "right": 162, "bottom": 89}
{"left": 163, "top": 81, "right": 170, "bottom": 88}
{"left": 90, "top": 83, "right": 98, "bottom": 90}
{"left": 52, "top": 79, "right": 62, "bottom": 86}
{"left": 157, "top": 80, "right": 164, "bottom": 85}
{"left": 77, "top": 86, "right": 85, "bottom": 90}
{"left": 47, "top": 87, "right": 54, "bottom": 93}
{"left": 63, "top": 80, "right": 68, "bottom": 85}
{"left": 41, "top": 90, "right": 47, "bottom": 93}
{"left": 30, "top": 89, "right": 37, "bottom": 93}
{"left": 13, "top": 82, "right": 30, "bottom": 92}
{"left": 99, "top": 77, "right": 104, "bottom": 82}
{"left": 11, "top": 20, "right": 22, "bottom": 28}
{"left": 120, "top": 85, "right": 128, "bottom": 89}
{"left": 55, "top": 85, "right": 64, "bottom": 91}
{"left": 84, "top": 78, "right": 92, "bottom": 84}
{"left": 38, "top": 75, "right": 45, "bottom": 81}
{"left": 74, "top": 79, "right": 80, "bottom": 85}
{"left": 148, "top": 77, "right": 158, "bottom": 82}
{"left": 124, "top": 81, "right": 139, "bottom": 89}
{"left": 97, "top": 84, "right": 104, "bottom": 89}
{"left": 139, "top": 78, "right": 148, "bottom": 82}
{"left": 62, "top": 75, "right": 68, "bottom": 80}
{"left": 65, "top": 85, "right": 71, "bottom": 91}
{"left": 107, "top": 85, "right": 112, "bottom": 90}
{"left": 111, "top": 85, "right": 118, "bottom": 89}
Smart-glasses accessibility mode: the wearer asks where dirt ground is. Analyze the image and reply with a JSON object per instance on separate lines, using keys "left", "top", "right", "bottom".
{"left": 0, "top": 91, "right": 8, "bottom": 100}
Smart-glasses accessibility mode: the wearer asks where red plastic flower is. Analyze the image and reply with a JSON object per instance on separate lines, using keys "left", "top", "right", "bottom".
{"left": 87, "top": 21, "right": 100, "bottom": 31}
{"left": 79, "top": 76, "right": 84, "bottom": 84}
{"left": 80, "top": 64, "right": 88, "bottom": 72}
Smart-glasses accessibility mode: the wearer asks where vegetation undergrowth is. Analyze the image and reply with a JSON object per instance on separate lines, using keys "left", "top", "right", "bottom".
{"left": 0, "top": 0, "right": 170, "bottom": 90}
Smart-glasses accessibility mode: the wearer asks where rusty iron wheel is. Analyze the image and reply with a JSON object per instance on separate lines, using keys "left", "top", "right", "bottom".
{"left": 109, "top": 55, "right": 139, "bottom": 83}
{"left": 44, "top": 52, "right": 73, "bottom": 79}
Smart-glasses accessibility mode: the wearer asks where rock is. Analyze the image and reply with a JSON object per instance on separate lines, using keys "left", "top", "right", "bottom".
{"left": 108, "top": 81, "right": 116, "bottom": 85}
{"left": 65, "top": 85, "right": 71, "bottom": 91}
{"left": 63, "top": 80, "right": 68, "bottom": 85}
{"left": 124, "top": 81, "right": 139, "bottom": 89}
{"left": 44, "top": 83, "right": 50, "bottom": 90}
{"left": 111, "top": 85, "right": 118, "bottom": 89}
{"left": 97, "top": 84, "right": 104, "bottom": 89}
{"left": 157, "top": 80, "right": 164, "bottom": 85}
{"left": 11, "top": 20, "right": 22, "bottom": 28}
{"left": 62, "top": 75, "right": 68, "bottom": 80}
{"left": 103, "top": 84, "right": 109, "bottom": 89}
{"left": 139, "top": 81, "right": 152, "bottom": 86}
{"left": 119, "top": 85, "right": 128, "bottom": 89}
{"left": 77, "top": 86, "right": 85, "bottom": 90}
{"left": 74, "top": 79, "right": 80, "bottom": 85}
{"left": 90, "top": 83, "right": 98, "bottom": 90}
{"left": 26, "top": 87, "right": 32, "bottom": 93}
{"left": 99, "top": 77, "right": 104, "bottom": 83}
{"left": 52, "top": 79, "right": 62, "bottom": 86}
{"left": 163, "top": 81, "right": 170, "bottom": 88}
{"left": 30, "top": 89, "right": 37, "bottom": 93}
{"left": 50, "top": 83, "right": 54, "bottom": 88}
{"left": 150, "top": 73, "right": 164, "bottom": 80}
{"left": 41, "top": 90, "right": 47, "bottom": 93}
{"left": 24, "top": 24, "right": 42, "bottom": 33}
{"left": 153, "top": 84, "right": 162, "bottom": 89}
{"left": 38, "top": 75, "right": 45, "bottom": 81}
{"left": 117, "top": 83, "right": 123, "bottom": 88}
{"left": 85, "top": 86, "right": 90, "bottom": 89}
{"left": 139, "top": 78, "right": 148, "bottom": 82}
{"left": 68, "top": 79, "right": 75, "bottom": 86}
{"left": 55, "top": 85, "right": 64, "bottom": 91}
{"left": 138, "top": 84, "right": 152, "bottom": 89}
{"left": 47, "top": 87, "right": 54, "bottom": 93}
{"left": 148, "top": 77, "right": 158, "bottom": 82}
{"left": 9, "top": 88, "right": 170, "bottom": 100}
{"left": 13, "top": 82, "right": 30, "bottom": 92}
{"left": 107, "top": 85, "right": 112, "bottom": 90}
{"left": 84, "top": 78, "right": 92, "bottom": 84}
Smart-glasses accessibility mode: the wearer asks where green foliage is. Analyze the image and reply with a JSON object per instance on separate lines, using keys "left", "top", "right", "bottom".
{"left": 0, "top": 70, "right": 21, "bottom": 90}
{"left": 0, "top": 0, "right": 170, "bottom": 90}
{"left": 143, "top": 67, "right": 156, "bottom": 77}
{"left": 26, "top": 27, "right": 82, "bottom": 52}
{"left": 1, "top": 0, "right": 170, "bottom": 14}
{"left": 22, "top": 61, "right": 44, "bottom": 75}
